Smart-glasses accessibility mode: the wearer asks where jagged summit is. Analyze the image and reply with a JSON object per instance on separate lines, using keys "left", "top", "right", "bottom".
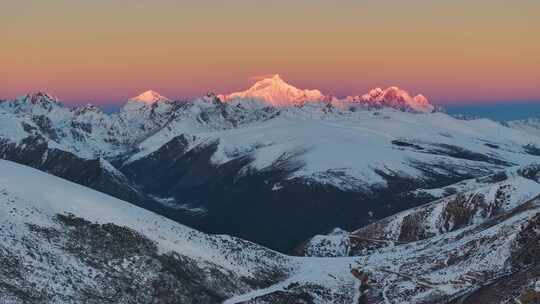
{"left": 0, "top": 92, "right": 64, "bottom": 113}
{"left": 4, "top": 79, "right": 434, "bottom": 114}
{"left": 219, "top": 74, "right": 325, "bottom": 107}
{"left": 218, "top": 75, "right": 433, "bottom": 112}
{"left": 128, "top": 90, "right": 170, "bottom": 104}
{"left": 345, "top": 86, "right": 434, "bottom": 113}
{"left": 19, "top": 92, "right": 60, "bottom": 105}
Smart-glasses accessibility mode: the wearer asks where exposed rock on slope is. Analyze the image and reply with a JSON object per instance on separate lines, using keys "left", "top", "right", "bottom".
{"left": 2, "top": 160, "right": 539, "bottom": 303}
{"left": 299, "top": 164, "right": 540, "bottom": 303}
{"left": 301, "top": 165, "right": 540, "bottom": 257}
{"left": 0, "top": 160, "right": 357, "bottom": 304}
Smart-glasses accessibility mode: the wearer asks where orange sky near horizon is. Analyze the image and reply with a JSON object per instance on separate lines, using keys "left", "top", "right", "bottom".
{"left": 1, "top": 0, "right": 539, "bottom": 105}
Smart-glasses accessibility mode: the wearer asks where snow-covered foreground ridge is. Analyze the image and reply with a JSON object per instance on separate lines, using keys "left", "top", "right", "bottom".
{"left": 0, "top": 160, "right": 357, "bottom": 303}
{"left": 1, "top": 161, "right": 539, "bottom": 303}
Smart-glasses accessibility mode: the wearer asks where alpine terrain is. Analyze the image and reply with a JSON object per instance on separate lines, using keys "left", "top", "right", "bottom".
{"left": 1, "top": 157, "right": 539, "bottom": 303}
{"left": 1, "top": 76, "right": 540, "bottom": 254}
{"left": 1, "top": 75, "right": 539, "bottom": 253}
{"left": 3, "top": 0, "right": 539, "bottom": 301}
{"left": 0, "top": 74, "right": 539, "bottom": 303}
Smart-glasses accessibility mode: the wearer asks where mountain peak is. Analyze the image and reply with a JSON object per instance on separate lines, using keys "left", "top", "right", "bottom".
{"left": 347, "top": 86, "right": 434, "bottom": 113}
{"left": 129, "top": 90, "right": 170, "bottom": 104}
{"left": 268, "top": 74, "right": 285, "bottom": 83}
{"left": 21, "top": 92, "right": 60, "bottom": 104}
{"left": 219, "top": 74, "right": 325, "bottom": 107}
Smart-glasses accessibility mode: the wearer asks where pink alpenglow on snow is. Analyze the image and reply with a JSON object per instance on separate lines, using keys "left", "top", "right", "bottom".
{"left": 219, "top": 74, "right": 325, "bottom": 107}
{"left": 128, "top": 90, "right": 171, "bottom": 104}
{"left": 219, "top": 74, "right": 434, "bottom": 113}
{"left": 345, "top": 87, "right": 435, "bottom": 113}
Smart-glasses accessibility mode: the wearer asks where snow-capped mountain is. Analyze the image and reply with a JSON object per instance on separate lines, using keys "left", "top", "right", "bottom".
{"left": 116, "top": 91, "right": 177, "bottom": 148}
{"left": 1, "top": 85, "right": 540, "bottom": 252}
{"left": 342, "top": 86, "right": 435, "bottom": 113}
{"left": 218, "top": 74, "right": 325, "bottom": 106}
{"left": 118, "top": 99, "right": 540, "bottom": 250}
{"left": 218, "top": 74, "right": 434, "bottom": 113}
{"left": 128, "top": 89, "right": 171, "bottom": 104}
{"left": 2, "top": 92, "right": 63, "bottom": 114}
{"left": 2, "top": 160, "right": 538, "bottom": 303}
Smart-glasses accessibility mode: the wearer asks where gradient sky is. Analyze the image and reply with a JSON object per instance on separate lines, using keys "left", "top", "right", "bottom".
{"left": 1, "top": 0, "right": 539, "bottom": 105}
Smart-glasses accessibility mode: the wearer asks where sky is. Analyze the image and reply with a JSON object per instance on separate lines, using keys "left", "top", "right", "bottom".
{"left": 1, "top": 0, "right": 539, "bottom": 106}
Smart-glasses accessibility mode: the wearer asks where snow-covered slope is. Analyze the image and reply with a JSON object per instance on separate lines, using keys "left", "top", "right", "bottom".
{"left": 298, "top": 164, "right": 540, "bottom": 303}
{"left": 4, "top": 88, "right": 539, "bottom": 193}
{"left": 130, "top": 102, "right": 540, "bottom": 190}
{"left": 0, "top": 160, "right": 359, "bottom": 304}
{"left": 2, "top": 160, "right": 539, "bottom": 303}
{"left": 0, "top": 160, "right": 283, "bottom": 275}
{"left": 301, "top": 164, "right": 540, "bottom": 257}
{"left": 507, "top": 118, "right": 540, "bottom": 138}
{"left": 351, "top": 195, "right": 540, "bottom": 303}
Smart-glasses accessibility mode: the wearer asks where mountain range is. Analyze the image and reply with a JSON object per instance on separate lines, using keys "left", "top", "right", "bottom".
{"left": 1, "top": 75, "right": 540, "bottom": 254}
{"left": 1, "top": 75, "right": 540, "bottom": 303}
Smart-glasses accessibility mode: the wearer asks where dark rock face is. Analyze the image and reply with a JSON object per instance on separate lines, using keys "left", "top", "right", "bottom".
{"left": 518, "top": 164, "right": 540, "bottom": 182}
{"left": 31, "top": 115, "right": 59, "bottom": 141}
{"left": 428, "top": 143, "right": 513, "bottom": 166}
{"left": 441, "top": 193, "right": 487, "bottom": 231}
{"left": 0, "top": 136, "right": 144, "bottom": 205}
{"left": 390, "top": 140, "right": 513, "bottom": 167}
{"left": 511, "top": 213, "right": 540, "bottom": 268}
{"left": 391, "top": 139, "right": 424, "bottom": 151}
{"left": 398, "top": 211, "right": 434, "bottom": 242}
{"left": 524, "top": 144, "right": 540, "bottom": 156}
